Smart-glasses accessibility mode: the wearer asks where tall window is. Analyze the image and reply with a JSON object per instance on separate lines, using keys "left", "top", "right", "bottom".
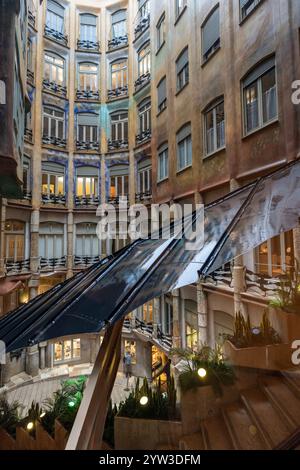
{"left": 111, "top": 112, "right": 128, "bottom": 141}
{"left": 164, "top": 298, "right": 173, "bottom": 335}
{"left": 185, "top": 300, "right": 198, "bottom": 351}
{"left": 157, "top": 143, "right": 168, "bottom": 182}
{"left": 77, "top": 113, "right": 98, "bottom": 143}
{"left": 111, "top": 60, "right": 128, "bottom": 89}
{"left": 76, "top": 167, "right": 99, "bottom": 198}
{"left": 138, "top": 99, "right": 151, "bottom": 133}
{"left": 43, "top": 106, "right": 65, "bottom": 142}
{"left": 157, "top": 76, "right": 167, "bottom": 113}
{"left": 138, "top": 0, "right": 150, "bottom": 19}
{"left": 255, "top": 231, "right": 294, "bottom": 277}
{"left": 80, "top": 13, "right": 97, "bottom": 42}
{"left": 22, "top": 156, "right": 30, "bottom": 193}
{"left": 112, "top": 9, "right": 127, "bottom": 38}
{"left": 175, "top": 0, "right": 187, "bottom": 19}
{"left": 240, "top": 0, "right": 262, "bottom": 20}
{"left": 156, "top": 13, "right": 166, "bottom": 50}
{"left": 243, "top": 57, "right": 277, "bottom": 134}
{"left": 142, "top": 300, "right": 153, "bottom": 323}
{"left": 44, "top": 52, "right": 64, "bottom": 85}
{"left": 27, "top": 38, "right": 33, "bottom": 73}
{"left": 176, "top": 47, "right": 189, "bottom": 92}
{"left": 54, "top": 339, "right": 81, "bottom": 363}
{"left": 46, "top": 0, "right": 64, "bottom": 33}
{"left": 41, "top": 162, "right": 65, "bottom": 196}
{"left": 202, "top": 6, "right": 220, "bottom": 62}
{"left": 138, "top": 161, "right": 152, "bottom": 195}
{"left": 138, "top": 42, "right": 151, "bottom": 77}
{"left": 109, "top": 165, "right": 129, "bottom": 199}
{"left": 177, "top": 123, "right": 192, "bottom": 171}
{"left": 78, "top": 63, "right": 98, "bottom": 91}
{"left": 76, "top": 223, "right": 100, "bottom": 257}
{"left": 5, "top": 221, "right": 25, "bottom": 262}
{"left": 39, "top": 222, "right": 64, "bottom": 259}
{"left": 204, "top": 99, "right": 225, "bottom": 156}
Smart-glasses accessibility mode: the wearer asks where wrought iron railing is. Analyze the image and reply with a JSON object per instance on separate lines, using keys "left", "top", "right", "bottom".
{"left": 41, "top": 193, "right": 66, "bottom": 205}
{"left": 134, "top": 14, "right": 150, "bottom": 38}
{"left": 108, "top": 34, "right": 128, "bottom": 50}
{"left": 157, "top": 325, "right": 173, "bottom": 350}
{"left": 43, "top": 79, "right": 67, "bottom": 97}
{"left": 40, "top": 256, "right": 66, "bottom": 271}
{"left": 23, "top": 190, "right": 32, "bottom": 200}
{"left": 245, "top": 269, "right": 287, "bottom": 298}
{"left": 76, "top": 140, "right": 99, "bottom": 152}
{"left": 74, "top": 255, "right": 101, "bottom": 268}
{"left": 77, "top": 39, "right": 100, "bottom": 52}
{"left": 135, "top": 191, "right": 152, "bottom": 203}
{"left": 74, "top": 195, "right": 100, "bottom": 207}
{"left": 204, "top": 263, "right": 233, "bottom": 288}
{"left": 107, "top": 139, "right": 128, "bottom": 151}
{"left": 107, "top": 85, "right": 128, "bottom": 100}
{"left": 134, "top": 71, "right": 151, "bottom": 91}
{"left": 27, "top": 69, "right": 34, "bottom": 84}
{"left": 44, "top": 25, "right": 68, "bottom": 46}
{"left": 42, "top": 135, "right": 67, "bottom": 148}
{"left": 5, "top": 259, "right": 30, "bottom": 274}
{"left": 25, "top": 128, "right": 33, "bottom": 143}
{"left": 135, "top": 318, "right": 154, "bottom": 336}
{"left": 136, "top": 129, "right": 151, "bottom": 145}
{"left": 76, "top": 89, "right": 100, "bottom": 101}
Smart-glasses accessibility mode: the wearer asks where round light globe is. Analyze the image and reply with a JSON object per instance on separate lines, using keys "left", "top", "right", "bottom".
{"left": 198, "top": 368, "right": 207, "bottom": 378}
{"left": 140, "top": 396, "right": 149, "bottom": 406}
{"left": 27, "top": 422, "right": 34, "bottom": 431}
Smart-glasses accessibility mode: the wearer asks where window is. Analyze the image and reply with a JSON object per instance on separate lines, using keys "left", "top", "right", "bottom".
{"left": 138, "top": 0, "right": 150, "bottom": 19}
{"left": 157, "top": 76, "right": 167, "bottom": 113}
{"left": 112, "top": 9, "right": 127, "bottom": 38}
{"left": 156, "top": 13, "right": 166, "bottom": 50}
{"left": 186, "top": 324, "right": 198, "bottom": 351}
{"left": 138, "top": 99, "right": 151, "bottom": 133}
{"left": 44, "top": 52, "right": 64, "bottom": 85}
{"left": 46, "top": 0, "right": 64, "bottom": 33}
{"left": 76, "top": 223, "right": 100, "bottom": 257}
{"left": 240, "top": 0, "right": 262, "bottom": 21}
{"left": 138, "top": 163, "right": 152, "bottom": 195}
{"left": 164, "top": 299, "right": 173, "bottom": 335}
{"left": 80, "top": 13, "right": 97, "bottom": 42}
{"left": 4, "top": 221, "right": 25, "bottom": 262}
{"left": 124, "top": 340, "right": 137, "bottom": 364}
{"left": 204, "top": 99, "right": 225, "bottom": 156}
{"left": 76, "top": 167, "right": 99, "bottom": 197}
{"left": 77, "top": 113, "right": 98, "bottom": 142}
{"left": 255, "top": 231, "right": 294, "bottom": 277}
{"left": 39, "top": 222, "right": 64, "bottom": 259}
{"left": 27, "top": 38, "right": 33, "bottom": 73}
{"left": 175, "top": 0, "right": 187, "bottom": 19}
{"left": 142, "top": 301, "right": 153, "bottom": 323}
{"left": 111, "top": 60, "right": 128, "bottom": 89}
{"left": 157, "top": 143, "right": 168, "bottom": 182}
{"left": 177, "top": 123, "right": 192, "bottom": 171}
{"left": 41, "top": 162, "right": 65, "bottom": 196}
{"left": 243, "top": 57, "right": 277, "bottom": 134}
{"left": 22, "top": 156, "right": 30, "bottom": 193}
{"left": 202, "top": 6, "right": 220, "bottom": 62}
{"left": 111, "top": 112, "right": 128, "bottom": 141}
{"left": 54, "top": 339, "right": 81, "bottom": 363}
{"left": 109, "top": 165, "right": 129, "bottom": 199}
{"left": 78, "top": 63, "right": 98, "bottom": 91}
{"left": 43, "top": 106, "right": 65, "bottom": 140}
{"left": 176, "top": 47, "right": 189, "bottom": 92}
{"left": 138, "top": 42, "right": 151, "bottom": 77}
{"left": 185, "top": 300, "right": 198, "bottom": 351}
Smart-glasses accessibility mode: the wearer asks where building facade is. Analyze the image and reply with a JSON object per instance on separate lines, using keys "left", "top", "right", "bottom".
{"left": 0, "top": 0, "right": 300, "bottom": 386}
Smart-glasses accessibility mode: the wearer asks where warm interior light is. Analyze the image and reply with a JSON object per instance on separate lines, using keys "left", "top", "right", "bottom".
{"left": 140, "top": 396, "right": 149, "bottom": 406}
{"left": 27, "top": 422, "right": 34, "bottom": 431}
{"left": 40, "top": 412, "right": 46, "bottom": 418}
{"left": 198, "top": 368, "right": 207, "bottom": 378}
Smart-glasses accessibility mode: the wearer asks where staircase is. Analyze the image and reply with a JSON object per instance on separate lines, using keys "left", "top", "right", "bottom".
{"left": 178, "top": 371, "right": 300, "bottom": 450}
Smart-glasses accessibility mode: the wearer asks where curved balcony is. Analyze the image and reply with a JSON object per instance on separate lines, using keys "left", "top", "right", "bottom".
{"left": 76, "top": 140, "right": 99, "bottom": 152}
{"left": 134, "top": 14, "right": 150, "bottom": 39}
{"left": 42, "top": 79, "right": 67, "bottom": 98}
{"left": 44, "top": 25, "right": 68, "bottom": 47}
{"left": 107, "top": 85, "right": 128, "bottom": 101}
{"left": 134, "top": 72, "right": 151, "bottom": 92}
{"left": 5, "top": 259, "right": 30, "bottom": 275}
{"left": 136, "top": 129, "right": 151, "bottom": 146}
{"left": 74, "top": 255, "right": 101, "bottom": 269}
{"left": 77, "top": 39, "right": 100, "bottom": 52}
{"left": 41, "top": 193, "right": 66, "bottom": 205}
{"left": 76, "top": 89, "right": 100, "bottom": 101}
{"left": 107, "top": 139, "right": 128, "bottom": 152}
{"left": 108, "top": 34, "right": 128, "bottom": 51}
{"left": 42, "top": 135, "right": 67, "bottom": 149}
{"left": 75, "top": 195, "right": 100, "bottom": 207}
{"left": 157, "top": 325, "right": 172, "bottom": 350}
{"left": 40, "top": 256, "right": 66, "bottom": 272}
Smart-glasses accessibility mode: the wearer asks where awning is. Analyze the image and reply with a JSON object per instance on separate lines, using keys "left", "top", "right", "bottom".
{"left": 1, "top": 160, "right": 300, "bottom": 352}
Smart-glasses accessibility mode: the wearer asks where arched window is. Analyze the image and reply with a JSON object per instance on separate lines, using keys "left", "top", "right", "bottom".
{"left": 111, "top": 59, "right": 128, "bottom": 89}
{"left": 78, "top": 62, "right": 98, "bottom": 92}
{"left": 41, "top": 161, "right": 65, "bottom": 196}
{"left": 44, "top": 51, "right": 65, "bottom": 85}
{"left": 138, "top": 42, "right": 151, "bottom": 78}
{"left": 112, "top": 9, "right": 127, "bottom": 38}
{"left": 80, "top": 13, "right": 97, "bottom": 42}
{"left": 4, "top": 220, "right": 25, "bottom": 262}
{"left": 46, "top": 0, "right": 65, "bottom": 34}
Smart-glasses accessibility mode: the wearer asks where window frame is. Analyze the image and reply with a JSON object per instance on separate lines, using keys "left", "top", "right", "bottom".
{"left": 42, "top": 106, "right": 65, "bottom": 140}
{"left": 78, "top": 62, "right": 98, "bottom": 92}
{"left": 156, "top": 12, "right": 166, "bottom": 51}
{"left": 138, "top": 98, "right": 151, "bottom": 133}
{"left": 204, "top": 98, "right": 225, "bottom": 157}
{"left": 79, "top": 13, "right": 97, "bottom": 43}
{"left": 176, "top": 46, "right": 189, "bottom": 93}
{"left": 138, "top": 42, "right": 151, "bottom": 78}
{"left": 175, "top": 0, "right": 187, "bottom": 22}
{"left": 111, "top": 59, "right": 128, "bottom": 90}
{"left": 176, "top": 123, "right": 192, "bottom": 172}
{"left": 157, "top": 144, "right": 169, "bottom": 183}
{"left": 201, "top": 5, "right": 221, "bottom": 64}
{"left": 157, "top": 76, "right": 167, "bottom": 114}
{"left": 53, "top": 338, "right": 81, "bottom": 364}
{"left": 44, "top": 51, "right": 65, "bottom": 85}
{"left": 110, "top": 111, "right": 129, "bottom": 142}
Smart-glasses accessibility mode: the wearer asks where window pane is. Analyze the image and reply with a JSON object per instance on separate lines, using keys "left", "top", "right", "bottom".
{"left": 77, "top": 177, "right": 83, "bottom": 196}
{"left": 216, "top": 102, "right": 225, "bottom": 149}
{"left": 206, "top": 109, "right": 214, "bottom": 155}
{"left": 64, "top": 340, "right": 72, "bottom": 360}
{"left": 54, "top": 342, "right": 63, "bottom": 362}
{"left": 244, "top": 82, "right": 259, "bottom": 133}
{"left": 73, "top": 339, "right": 81, "bottom": 359}
{"left": 261, "top": 68, "right": 277, "bottom": 123}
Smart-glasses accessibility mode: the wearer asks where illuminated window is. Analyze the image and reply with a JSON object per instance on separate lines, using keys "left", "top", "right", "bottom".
{"left": 76, "top": 167, "right": 99, "bottom": 197}
{"left": 124, "top": 340, "right": 137, "bottom": 364}
{"left": 186, "top": 324, "right": 198, "bottom": 352}
{"left": 44, "top": 52, "right": 64, "bottom": 85}
{"left": 109, "top": 165, "right": 129, "bottom": 199}
{"left": 255, "top": 231, "right": 294, "bottom": 276}
{"left": 138, "top": 42, "right": 151, "bottom": 78}
{"left": 41, "top": 162, "right": 65, "bottom": 195}
{"left": 78, "top": 62, "right": 98, "bottom": 91}
{"left": 54, "top": 338, "right": 81, "bottom": 363}
{"left": 4, "top": 220, "right": 25, "bottom": 262}
{"left": 111, "top": 60, "right": 128, "bottom": 89}
{"left": 142, "top": 300, "right": 153, "bottom": 323}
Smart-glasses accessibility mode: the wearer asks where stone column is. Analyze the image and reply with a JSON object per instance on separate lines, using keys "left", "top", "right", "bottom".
{"left": 39, "top": 342, "right": 47, "bottom": 370}
{"left": 26, "top": 345, "right": 39, "bottom": 377}
{"left": 172, "top": 290, "right": 181, "bottom": 349}
{"left": 197, "top": 282, "right": 208, "bottom": 346}
{"left": 0, "top": 198, "right": 7, "bottom": 277}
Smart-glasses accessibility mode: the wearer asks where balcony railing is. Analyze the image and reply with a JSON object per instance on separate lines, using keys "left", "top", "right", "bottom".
{"left": 76, "top": 140, "right": 99, "bottom": 152}
{"left": 75, "top": 195, "right": 100, "bottom": 207}
{"left": 245, "top": 269, "right": 288, "bottom": 298}
{"left": 107, "top": 139, "right": 128, "bottom": 151}
{"left": 134, "top": 71, "right": 151, "bottom": 91}
{"left": 5, "top": 259, "right": 30, "bottom": 275}
{"left": 24, "top": 128, "right": 33, "bottom": 143}
{"left": 77, "top": 39, "right": 100, "bottom": 52}
{"left": 134, "top": 14, "right": 150, "bottom": 39}
{"left": 136, "top": 129, "right": 151, "bottom": 145}
{"left": 157, "top": 325, "right": 172, "bottom": 350}
{"left": 40, "top": 256, "right": 66, "bottom": 271}
{"left": 107, "top": 195, "right": 128, "bottom": 205}
{"left": 74, "top": 255, "right": 101, "bottom": 268}
{"left": 135, "top": 191, "right": 152, "bottom": 203}
{"left": 23, "top": 190, "right": 32, "bottom": 201}
{"left": 28, "top": 0, "right": 36, "bottom": 29}
{"left": 76, "top": 89, "right": 100, "bottom": 101}
{"left": 108, "top": 34, "right": 128, "bottom": 50}
{"left": 27, "top": 69, "right": 34, "bottom": 84}
{"left": 42, "top": 135, "right": 67, "bottom": 148}
{"left": 204, "top": 263, "right": 233, "bottom": 288}
{"left": 43, "top": 79, "right": 67, "bottom": 97}
{"left": 41, "top": 193, "right": 66, "bottom": 205}
{"left": 44, "top": 25, "right": 68, "bottom": 46}
{"left": 135, "top": 318, "right": 154, "bottom": 336}
{"left": 107, "top": 85, "right": 128, "bottom": 100}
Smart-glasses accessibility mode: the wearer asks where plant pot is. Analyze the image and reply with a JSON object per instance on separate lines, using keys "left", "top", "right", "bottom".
{"left": 269, "top": 307, "right": 300, "bottom": 343}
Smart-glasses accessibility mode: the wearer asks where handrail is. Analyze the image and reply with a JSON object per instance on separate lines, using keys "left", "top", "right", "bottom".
{"left": 66, "top": 319, "right": 123, "bottom": 450}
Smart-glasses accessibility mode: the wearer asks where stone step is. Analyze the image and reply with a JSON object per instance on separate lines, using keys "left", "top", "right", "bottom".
{"left": 261, "top": 375, "right": 300, "bottom": 427}
{"left": 241, "top": 388, "right": 291, "bottom": 448}
{"left": 179, "top": 430, "right": 206, "bottom": 451}
{"left": 282, "top": 371, "right": 300, "bottom": 398}
{"left": 203, "top": 414, "right": 234, "bottom": 450}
